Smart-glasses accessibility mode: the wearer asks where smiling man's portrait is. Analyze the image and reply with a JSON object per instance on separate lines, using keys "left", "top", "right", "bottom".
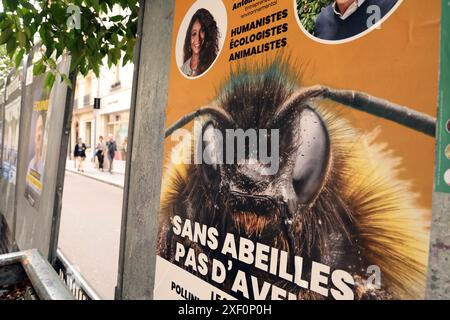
{"left": 297, "top": 0, "right": 399, "bottom": 41}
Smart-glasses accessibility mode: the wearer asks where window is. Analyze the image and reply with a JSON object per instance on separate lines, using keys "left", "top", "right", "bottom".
{"left": 85, "top": 122, "right": 92, "bottom": 148}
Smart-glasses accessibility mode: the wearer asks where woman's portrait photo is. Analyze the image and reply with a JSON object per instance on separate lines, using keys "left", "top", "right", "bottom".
{"left": 295, "top": 0, "right": 401, "bottom": 42}
{"left": 176, "top": 0, "right": 227, "bottom": 78}
{"left": 181, "top": 8, "right": 218, "bottom": 77}
{"left": 445, "top": 169, "right": 450, "bottom": 187}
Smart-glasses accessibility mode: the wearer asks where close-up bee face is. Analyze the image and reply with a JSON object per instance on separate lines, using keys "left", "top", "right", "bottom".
{"left": 158, "top": 60, "right": 433, "bottom": 300}
{"left": 193, "top": 71, "right": 333, "bottom": 254}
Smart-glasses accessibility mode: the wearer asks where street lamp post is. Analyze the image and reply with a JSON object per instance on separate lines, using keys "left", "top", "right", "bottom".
{"left": 92, "top": 97, "right": 101, "bottom": 164}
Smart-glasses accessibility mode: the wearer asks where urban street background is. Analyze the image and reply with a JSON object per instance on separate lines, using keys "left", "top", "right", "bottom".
{"left": 58, "top": 160, "right": 125, "bottom": 299}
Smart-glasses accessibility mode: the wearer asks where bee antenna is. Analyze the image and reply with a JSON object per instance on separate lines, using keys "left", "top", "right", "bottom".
{"left": 165, "top": 106, "right": 235, "bottom": 138}
{"left": 272, "top": 85, "right": 436, "bottom": 137}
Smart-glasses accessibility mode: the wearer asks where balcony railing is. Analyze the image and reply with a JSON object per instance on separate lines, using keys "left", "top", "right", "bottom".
{"left": 111, "top": 81, "right": 121, "bottom": 90}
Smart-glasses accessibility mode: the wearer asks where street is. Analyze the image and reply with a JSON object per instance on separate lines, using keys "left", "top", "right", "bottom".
{"left": 58, "top": 171, "right": 124, "bottom": 300}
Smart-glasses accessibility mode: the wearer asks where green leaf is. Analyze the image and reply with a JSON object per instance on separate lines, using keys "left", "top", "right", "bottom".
{"left": 50, "top": 4, "right": 66, "bottom": 24}
{"left": 70, "top": 51, "right": 84, "bottom": 73}
{"left": 87, "top": 37, "right": 97, "bottom": 50}
{"left": 91, "top": 0, "right": 100, "bottom": 12}
{"left": 47, "top": 58, "right": 57, "bottom": 70}
{"left": 1, "top": 0, "right": 140, "bottom": 86}
{"left": 0, "top": 18, "right": 13, "bottom": 31}
{"left": 110, "top": 15, "right": 123, "bottom": 23}
{"left": 39, "top": 26, "right": 48, "bottom": 43}
{"left": 21, "top": 2, "right": 35, "bottom": 10}
{"left": 5, "top": 0, "right": 18, "bottom": 11}
{"left": 24, "top": 27, "right": 32, "bottom": 39}
{"left": 18, "top": 30, "right": 26, "bottom": 47}
{"left": 0, "top": 28, "right": 13, "bottom": 45}
{"left": 107, "top": 51, "right": 113, "bottom": 68}
{"left": 92, "top": 63, "right": 100, "bottom": 77}
{"left": 100, "top": 2, "right": 108, "bottom": 13}
{"left": 6, "top": 36, "right": 16, "bottom": 56}
{"left": 44, "top": 72, "right": 56, "bottom": 89}
{"left": 111, "top": 32, "right": 119, "bottom": 45}
{"left": 14, "top": 48, "right": 24, "bottom": 67}
{"left": 33, "top": 61, "right": 45, "bottom": 75}
{"left": 60, "top": 73, "right": 72, "bottom": 88}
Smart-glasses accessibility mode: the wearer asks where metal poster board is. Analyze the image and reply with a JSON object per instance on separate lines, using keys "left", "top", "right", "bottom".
{"left": 14, "top": 52, "right": 72, "bottom": 261}
{"left": 435, "top": 1, "right": 450, "bottom": 194}
{"left": 0, "top": 67, "right": 24, "bottom": 240}
{"left": 0, "top": 78, "right": 5, "bottom": 174}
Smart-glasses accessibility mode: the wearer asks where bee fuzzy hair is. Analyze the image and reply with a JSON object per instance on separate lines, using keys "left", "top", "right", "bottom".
{"left": 158, "top": 60, "right": 430, "bottom": 300}
{"left": 318, "top": 105, "right": 429, "bottom": 299}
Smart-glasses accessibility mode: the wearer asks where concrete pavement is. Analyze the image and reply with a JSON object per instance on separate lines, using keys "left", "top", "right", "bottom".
{"left": 66, "top": 158, "right": 125, "bottom": 188}
{"left": 58, "top": 171, "right": 123, "bottom": 300}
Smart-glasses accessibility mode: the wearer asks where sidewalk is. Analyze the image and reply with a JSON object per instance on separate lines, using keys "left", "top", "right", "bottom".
{"left": 66, "top": 158, "right": 125, "bottom": 189}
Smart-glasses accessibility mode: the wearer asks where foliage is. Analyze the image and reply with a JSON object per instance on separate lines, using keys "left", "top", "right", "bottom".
{"left": 0, "top": 44, "right": 13, "bottom": 81}
{"left": 296, "top": 0, "right": 333, "bottom": 34}
{"left": 0, "top": 0, "right": 139, "bottom": 88}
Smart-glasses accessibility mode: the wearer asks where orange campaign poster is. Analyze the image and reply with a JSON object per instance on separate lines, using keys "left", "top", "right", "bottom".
{"left": 154, "top": 0, "right": 441, "bottom": 300}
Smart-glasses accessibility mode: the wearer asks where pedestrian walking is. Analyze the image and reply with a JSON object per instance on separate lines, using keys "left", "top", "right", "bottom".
{"left": 74, "top": 138, "right": 87, "bottom": 172}
{"left": 106, "top": 134, "right": 117, "bottom": 174}
{"left": 121, "top": 137, "right": 128, "bottom": 161}
{"left": 95, "top": 136, "right": 105, "bottom": 172}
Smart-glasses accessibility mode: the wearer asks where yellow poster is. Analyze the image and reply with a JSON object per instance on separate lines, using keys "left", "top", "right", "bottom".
{"left": 155, "top": 0, "right": 440, "bottom": 300}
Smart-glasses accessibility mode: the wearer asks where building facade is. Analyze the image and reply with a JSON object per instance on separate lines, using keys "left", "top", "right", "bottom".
{"left": 70, "top": 63, "right": 133, "bottom": 167}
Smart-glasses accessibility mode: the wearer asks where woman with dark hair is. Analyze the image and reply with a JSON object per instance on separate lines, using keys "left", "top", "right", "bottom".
{"left": 74, "top": 137, "right": 87, "bottom": 172}
{"left": 181, "top": 8, "right": 219, "bottom": 77}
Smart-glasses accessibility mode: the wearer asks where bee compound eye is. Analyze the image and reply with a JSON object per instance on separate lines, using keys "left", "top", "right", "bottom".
{"left": 292, "top": 107, "right": 331, "bottom": 205}
{"left": 201, "top": 123, "right": 222, "bottom": 184}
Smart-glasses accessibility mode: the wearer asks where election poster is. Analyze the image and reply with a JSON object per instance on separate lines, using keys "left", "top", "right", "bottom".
{"left": 2, "top": 71, "right": 22, "bottom": 184}
{"left": 24, "top": 73, "right": 51, "bottom": 209}
{"left": 0, "top": 81, "right": 4, "bottom": 170}
{"left": 154, "top": 0, "right": 443, "bottom": 300}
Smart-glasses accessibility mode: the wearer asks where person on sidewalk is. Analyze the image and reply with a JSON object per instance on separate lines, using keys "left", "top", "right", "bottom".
{"left": 95, "top": 136, "right": 105, "bottom": 172}
{"left": 106, "top": 134, "right": 117, "bottom": 174}
{"left": 74, "top": 138, "right": 87, "bottom": 172}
